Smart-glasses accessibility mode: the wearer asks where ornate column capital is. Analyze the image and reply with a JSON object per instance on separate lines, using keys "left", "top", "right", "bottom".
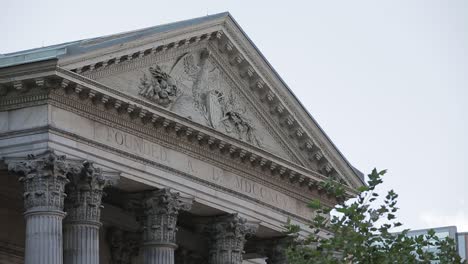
{"left": 3, "top": 150, "right": 75, "bottom": 264}
{"left": 205, "top": 214, "right": 258, "bottom": 264}
{"left": 206, "top": 214, "right": 258, "bottom": 245}
{"left": 65, "top": 160, "right": 117, "bottom": 224}
{"left": 63, "top": 161, "right": 119, "bottom": 264}
{"left": 142, "top": 189, "right": 193, "bottom": 247}
{"left": 4, "top": 150, "right": 72, "bottom": 213}
{"left": 107, "top": 227, "right": 140, "bottom": 264}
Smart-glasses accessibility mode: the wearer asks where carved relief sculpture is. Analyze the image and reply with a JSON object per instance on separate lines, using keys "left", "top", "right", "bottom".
{"left": 141, "top": 188, "right": 193, "bottom": 264}
{"left": 139, "top": 65, "right": 179, "bottom": 107}
{"left": 205, "top": 214, "right": 258, "bottom": 264}
{"left": 65, "top": 161, "right": 113, "bottom": 223}
{"left": 139, "top": 49, "right": 263, "bottom": 147}
{"left": 205, "top": 90, "right": 261, "bottom": 146}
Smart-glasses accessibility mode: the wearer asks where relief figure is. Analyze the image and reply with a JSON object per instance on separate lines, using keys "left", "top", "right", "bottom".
{"left": 138, "top": 65, "right": 179, "bottom": 107}
{"left": 139, "top": 49, "right": 263, "bottom": 147}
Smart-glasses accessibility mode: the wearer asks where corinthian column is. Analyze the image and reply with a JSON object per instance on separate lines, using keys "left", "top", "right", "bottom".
{"left": 206, "top": 214, "right": 258, "bottom": 264}
{"left": 5, "top": 150, "right": 72, "bottom": 264}
{"left": 141, "top": 189, "right": 192, "bottom": 264}
{"left": 63, "top": 161, "right": 116, "bottom": 264}
{"left": 264, "top": 237, "right": 293, "bottom": 264}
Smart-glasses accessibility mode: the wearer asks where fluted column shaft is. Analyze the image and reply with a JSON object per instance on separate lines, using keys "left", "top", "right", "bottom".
{"left": 141, "top": 189, "right": 192, "bottom": 264}
{"left": 63, "top": 161, "right": 113, "bottom": 264}
{"left": 6, "top": 151, "right": 71, "bottom": 264}
{"left": 63, "top": 223, "right": 100, "bottom": 264}
{"left": 24, "top": 211, "right": 66, "bottom": 264}
{"left": 143, "top": 246, "right": 175, "bottom": 263}
{"left": 206, "top": 214, "right": 258, "bottom": 264}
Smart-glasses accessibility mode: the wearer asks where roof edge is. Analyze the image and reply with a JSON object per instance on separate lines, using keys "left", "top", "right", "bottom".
{"left": 223, "top": 13, "right": 365, "bottom": 186}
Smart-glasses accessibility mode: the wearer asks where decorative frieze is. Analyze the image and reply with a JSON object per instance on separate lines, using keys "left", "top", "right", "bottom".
{"left": 205, "top": 214, "right": 258, "bottom": 264}
{"left": 0, "top": 21, "right": 365, "bottom": 188}
{"left": 0, "top": 50, "right": 359, "bottom": 201}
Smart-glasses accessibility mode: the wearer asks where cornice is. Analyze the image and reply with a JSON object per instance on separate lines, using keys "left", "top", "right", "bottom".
{"left": 46, "top": 24, "right": 362, "bottom": 188}
{"left": 59, "top": 18, "right": 226, "bottom": 70}
{"left": 46, "top": 126, "right": 314, "bottom": 223}
{"left": 220, "top": 18, "right": 364, "bottom": 188}
{"left": 206, "top": 42, "right": 306, "bottom": 167}
{"left": 0, "top": 71, "right": 358, "bottom": 200}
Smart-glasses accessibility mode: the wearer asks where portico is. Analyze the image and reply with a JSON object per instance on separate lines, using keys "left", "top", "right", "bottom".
{"left": 0, "top": 12, "right": 364, "bottom": 264}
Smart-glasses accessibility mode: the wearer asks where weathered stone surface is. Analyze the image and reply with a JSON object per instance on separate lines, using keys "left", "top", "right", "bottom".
{"left": 0, "top": 12, "right": 365, "bottom": 264}
{"left": 49, "top": 107, "right": 313, "bottom": 220}
{"left": 65, "top": 161, "right": 113, "bottom": 224}
{"left": 0, "top": 105, "right": 48, "bottom": 134}
{"left": 205, "top": 214, "right": 258, "bottom": 264}
{"left": 141, "top": 189, "right": 193, "bottom": 264}
{"left": 6, "top": 150, "right": 71, "bottom": 212}
{"left": 5, "top": 151, "right": 72, "bottom": 264}
{"left": 63, "top": 161, "right": 116, "bottom": 264}
{"left": 94, "top": 48, "right": 293, "bottom": 160}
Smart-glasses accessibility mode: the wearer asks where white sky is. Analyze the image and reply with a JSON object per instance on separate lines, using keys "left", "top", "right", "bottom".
{"left": 2, "top": 0, "right": 467, "bottom": 231}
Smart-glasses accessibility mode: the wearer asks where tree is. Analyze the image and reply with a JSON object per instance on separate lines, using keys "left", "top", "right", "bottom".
{"left": 285, "top": 169, "right": 465, "bottom": 264}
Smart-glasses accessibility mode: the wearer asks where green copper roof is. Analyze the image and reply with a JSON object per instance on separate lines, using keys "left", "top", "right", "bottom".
{"left": 0, "top": 12, "right": 229, "bottom": 68}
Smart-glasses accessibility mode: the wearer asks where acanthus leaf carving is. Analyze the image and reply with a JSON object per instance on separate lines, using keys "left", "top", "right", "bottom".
{"left": 65, "top": 160, "right": 117, "bottom": 224}
{"left": 4, "top": 150, "right": 72, "bottom": 212}
{"left": 141, "top": 188, "right": 192, "bottom": 246}
{"left": 205, "top": 214, "right": 258, "bottom": 264}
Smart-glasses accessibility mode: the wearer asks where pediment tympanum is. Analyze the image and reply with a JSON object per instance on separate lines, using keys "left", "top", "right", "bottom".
{"left": 91, "top": 48, "right": 298, "bottom": 162}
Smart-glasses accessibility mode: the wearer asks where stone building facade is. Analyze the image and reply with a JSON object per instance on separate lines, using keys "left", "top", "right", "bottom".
{"left": 0, "top": 12, "right": 364, "bottom": 264}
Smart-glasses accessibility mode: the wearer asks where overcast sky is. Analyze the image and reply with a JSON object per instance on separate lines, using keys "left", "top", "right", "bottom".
{"left": 2, "top": 0, "right": 467, "bottom": 231}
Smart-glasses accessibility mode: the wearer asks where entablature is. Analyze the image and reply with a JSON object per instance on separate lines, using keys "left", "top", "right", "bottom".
{"left": 0, "top": 67, "right": 358, "bottom": 204}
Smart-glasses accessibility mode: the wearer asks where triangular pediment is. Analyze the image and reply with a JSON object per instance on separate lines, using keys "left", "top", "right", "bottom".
{"left": 37, "top": 12, "right": 365, "bottom": 189}
{"left": 86, "top": 46, "right": 302, "bottom": 163}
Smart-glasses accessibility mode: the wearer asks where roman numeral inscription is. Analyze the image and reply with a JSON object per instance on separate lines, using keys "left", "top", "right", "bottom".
{"left": 51, "top": 107, "right": 311, "bottom": 219}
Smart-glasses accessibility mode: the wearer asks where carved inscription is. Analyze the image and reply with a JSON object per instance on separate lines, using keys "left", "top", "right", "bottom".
{"left": 210, "top": 167, "right": 289, "bottom": 209}
{"left": 101, "top": 126, "right": 168, "bottom": 162}
{"left": 50, "top": 106, "right": 310, "bottom": 218}
{"left": 93, "top": 123, "right": 310, "bottom": 219}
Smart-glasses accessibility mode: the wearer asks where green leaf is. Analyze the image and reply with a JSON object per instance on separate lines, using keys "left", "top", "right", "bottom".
{"left": 307, "top": 199, "right": 322, "bottom": 209}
